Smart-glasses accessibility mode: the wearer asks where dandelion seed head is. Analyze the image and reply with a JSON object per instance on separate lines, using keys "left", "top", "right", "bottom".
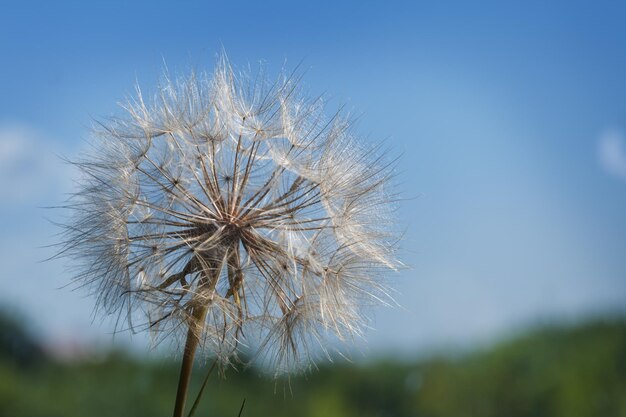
{"left": 59, "top": 55, "right": 401, "bottom": 372}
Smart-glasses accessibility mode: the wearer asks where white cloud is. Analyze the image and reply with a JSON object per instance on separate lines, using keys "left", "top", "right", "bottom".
{"left": 0, "top": 123, "right": 72, "bottom": 207}
{"left": 598, "top": 128, "right": 626, "bottom": 181}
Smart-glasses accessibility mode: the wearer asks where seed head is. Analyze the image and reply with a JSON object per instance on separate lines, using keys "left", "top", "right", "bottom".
{"left": 59, "top": 56, "right": 401, "bottom": 372}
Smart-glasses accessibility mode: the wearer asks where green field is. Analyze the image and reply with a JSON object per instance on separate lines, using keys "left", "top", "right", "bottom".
{"left": 1, "top": 315, "right": 625, "bottom": 417}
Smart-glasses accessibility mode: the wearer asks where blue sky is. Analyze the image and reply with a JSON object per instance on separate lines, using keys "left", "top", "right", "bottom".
{"left": 1, "top": 0, "right": 626, "bottom": 357}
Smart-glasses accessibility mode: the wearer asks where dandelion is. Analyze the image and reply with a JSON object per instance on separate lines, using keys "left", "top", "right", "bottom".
{"left": 58, "top": 55, "right": 401, "bottom": 417}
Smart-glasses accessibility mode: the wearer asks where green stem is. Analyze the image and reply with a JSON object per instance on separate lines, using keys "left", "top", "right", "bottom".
{"left": 186, "top": 357, "right": 218, "bottom": 417}
{"left": 172, "top": 304, "right": 208, "bottom": 417}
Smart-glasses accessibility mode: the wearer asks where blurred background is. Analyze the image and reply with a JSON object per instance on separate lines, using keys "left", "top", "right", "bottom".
{"left": 1, "top": 0, "right": 626, "bottom": 416}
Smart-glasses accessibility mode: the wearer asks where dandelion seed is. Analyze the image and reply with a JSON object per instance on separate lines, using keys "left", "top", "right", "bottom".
{"left": 58, "top": 55, "right": 401, "bottom": 417}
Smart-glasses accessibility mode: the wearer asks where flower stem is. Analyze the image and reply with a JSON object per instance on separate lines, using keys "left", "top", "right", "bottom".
{"left": 186, "top": 357, "right": 218, "bottom": 417}
{"left": 172, "top": 304, "right": 209, "bottom": 417}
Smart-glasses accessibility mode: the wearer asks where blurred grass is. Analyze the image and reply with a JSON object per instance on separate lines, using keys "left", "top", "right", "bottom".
{"left": 1, "top": 315, "right": 626, "bottom": 417}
